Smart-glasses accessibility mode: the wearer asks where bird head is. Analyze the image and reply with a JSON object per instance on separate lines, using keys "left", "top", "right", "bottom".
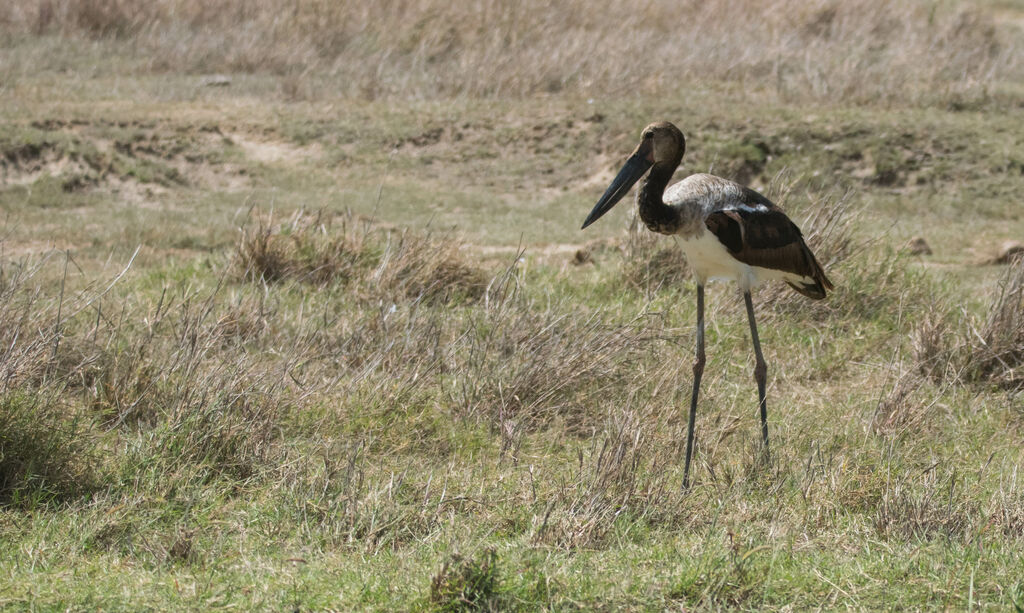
{"left": 581, "top": 122, "right": 686, "bottom": 230}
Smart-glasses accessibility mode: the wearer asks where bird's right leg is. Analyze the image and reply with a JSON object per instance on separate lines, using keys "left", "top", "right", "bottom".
{"left": 683, "top": 283, "right": 705, "bottom": 490}
{"left": 743, "top": 291, "right": 770, "bottom": 463}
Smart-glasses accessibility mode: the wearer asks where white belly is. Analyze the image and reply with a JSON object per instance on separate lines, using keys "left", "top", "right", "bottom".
{"left": 678, "top": 232, "right": 809, "bottom": 290}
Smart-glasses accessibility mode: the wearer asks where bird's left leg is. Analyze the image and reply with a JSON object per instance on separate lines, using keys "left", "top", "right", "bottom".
{"left": 682, "top": 283, "right": 705, "bottom": 490}
{"left": 743, "top": 291, "right": 769, "bottom": 460}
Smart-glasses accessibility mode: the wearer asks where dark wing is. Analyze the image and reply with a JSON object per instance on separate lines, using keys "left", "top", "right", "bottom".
{"left": 705, "top": 195, "right": 834, "bottom": 299}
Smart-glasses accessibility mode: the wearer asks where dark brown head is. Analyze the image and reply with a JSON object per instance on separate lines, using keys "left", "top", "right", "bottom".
{"left": 581, "top": 122, "right": 686, "bottom": 229}
{"left": 642, "top": 121, "right": 686, "bottom": 166}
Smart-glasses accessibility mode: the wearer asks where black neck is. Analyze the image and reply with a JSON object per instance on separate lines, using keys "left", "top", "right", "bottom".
{"left": 637, "top": 160, "right": 680, "bottom": 233}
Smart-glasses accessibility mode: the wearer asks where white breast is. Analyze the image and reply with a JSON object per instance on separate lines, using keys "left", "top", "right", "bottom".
{"left": 679, "top": 231, "right": 749, "bottom": 285}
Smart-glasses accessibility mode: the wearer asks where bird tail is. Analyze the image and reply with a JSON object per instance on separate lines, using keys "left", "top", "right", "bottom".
{"left": 787, "top": 245, "right": 833, "bottom": 300}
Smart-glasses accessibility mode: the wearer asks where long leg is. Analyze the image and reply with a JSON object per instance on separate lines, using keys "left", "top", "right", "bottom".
{"left": 743, "top": 291, "right": 769, "bottom": 459}
{"left": 683, "top": 284, "right": 705, "bottom": 490}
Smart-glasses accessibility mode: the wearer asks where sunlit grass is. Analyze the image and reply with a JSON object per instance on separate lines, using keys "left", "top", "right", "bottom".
{"left": 1, "top": 2, "right": 1024, "bottom": 609}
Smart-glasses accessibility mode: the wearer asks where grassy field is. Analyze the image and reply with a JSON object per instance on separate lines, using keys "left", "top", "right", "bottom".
{"left": 2, "top": 1, "right": 1024, "bottom": 610}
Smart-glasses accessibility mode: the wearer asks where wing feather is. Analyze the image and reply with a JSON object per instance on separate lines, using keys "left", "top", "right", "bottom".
{"left": 705, "top": 198, "right": 833, "bottom": 299}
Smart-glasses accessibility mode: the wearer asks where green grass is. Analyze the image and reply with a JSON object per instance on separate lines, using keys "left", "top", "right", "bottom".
{"left": 2, "top": 4, "right": 1024, "bottom": 610}
{"left": 1, "top": 207, "right": 1021, "bottom": 609}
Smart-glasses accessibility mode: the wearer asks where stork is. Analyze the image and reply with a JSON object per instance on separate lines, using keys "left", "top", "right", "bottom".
{"left": 581, "top": 122, "right": 832, "bottom": 489}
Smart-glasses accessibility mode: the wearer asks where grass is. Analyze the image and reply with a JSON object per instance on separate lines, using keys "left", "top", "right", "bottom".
{"left": 3, "top": 0, "right": 1023, "bottom": 106}
{"left": 2, "top": 0, "right": 1024, "bottom": 610}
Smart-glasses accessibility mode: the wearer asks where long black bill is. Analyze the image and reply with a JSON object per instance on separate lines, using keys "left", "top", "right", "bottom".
{"left": 581, "top": 149, "right": 653, "bottom": 230}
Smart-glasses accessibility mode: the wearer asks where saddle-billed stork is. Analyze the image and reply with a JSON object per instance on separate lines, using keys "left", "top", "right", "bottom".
{"left": 581, "top": 122, "right": 832, "bottom": 488}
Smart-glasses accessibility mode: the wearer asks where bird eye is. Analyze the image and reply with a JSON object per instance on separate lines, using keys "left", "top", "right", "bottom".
{"left": 643, "top": 131, "right": 654, "bottom": 139}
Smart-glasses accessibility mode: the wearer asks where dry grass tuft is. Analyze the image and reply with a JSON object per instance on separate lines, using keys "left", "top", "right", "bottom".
{"left": 871, "top": 370, "right": 937, "bottom": 437}
{"left": 874, "top": 470, "right": 980, "bottom": 543}
{"left": 372, "top": 229, "right": 487, "bottom": 304}
{"left": 964, "top": 258, "right": 1024, "bottom": 389}
{"left": 235, "top": 210, "right": 486, "bottom": 303}
{"left": 0, "top": 257, "right": 69, "bottom": 390}
{"left": 0, "top": 391, "right": 100, "bottom": 506}
{"left": 235, "top": 210, "right": 369, "bottom": 286}
{"left": 912, "top": 259, "right": 1024, "bottom": 390}
{"left": 0, "top": 264, "right": 108, "bottom": 506}
{"left": 0, "top": 249, "right": 295, "bottom": 489}
{"left": 912, "top": 309, "right": 960, "bottom": 384}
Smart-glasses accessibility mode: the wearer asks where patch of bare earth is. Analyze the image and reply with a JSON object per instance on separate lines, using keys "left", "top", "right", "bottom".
{"left": 225, "top": 131, "right": 322, "bottom": 166}
{"left": 1, "top": 120, "right": 323, "bottom": 209}
{"left": 393, "top": 112, "right": 611, "bottom": 192}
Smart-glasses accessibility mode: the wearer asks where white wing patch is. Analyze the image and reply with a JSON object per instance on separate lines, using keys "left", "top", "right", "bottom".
{"left": 730, "top": 203, "right": 770, "bottom": 214}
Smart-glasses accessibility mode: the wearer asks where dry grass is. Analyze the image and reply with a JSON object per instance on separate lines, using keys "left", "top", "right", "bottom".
{"left": 0, "top": 258, "right": 59, "bottom": 389}
{"left": 873, "top": 468, "right": 980, "bottom": 543}
{"left": 372, "top": 229, "right": 487, "bottom": 304}
{"left": 0, "top": 249, "right": 294, "bottom": 500}
{"left": 0, "top": 258, "right": 101, "bottom": 504}
{"left": 531, "top": 407, "right": 685, "bottom": 549}
{"left": 911, "top": 258, "right": 1024, "bottom": 390}
{"left": 235, "top": 209, "right": 486, "bottom": 303}
{"left": 451, "top": 262, "right": 677, "bottom": 431}
{"left": 870, "top": 370, "right": 946, "bottom": 438}
{"left": 0, "top": 214, "right": 674, "bottom": 506}
{"left": 0, "top": 391, "right": 100, "bottom": 505}
{"left": 235, "top": 210, "right": 370, "bottom": 286}
{"left": 620, "top": 217, "right": 691, "bottom": 298}
{"left": 3, "top": 4, "right": 1024, "bottom": 606}
{"left": 966, "top": 257, "right": 1024, "bottom": 388}
{"left": 3, "top": 0, "right": 1020, "bottom": 105}
{"left": 2, "top": 204, "right": 1023, "bottom": 606}
{"left": 913, "top": 308, "right": 960, "bottom": 384}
